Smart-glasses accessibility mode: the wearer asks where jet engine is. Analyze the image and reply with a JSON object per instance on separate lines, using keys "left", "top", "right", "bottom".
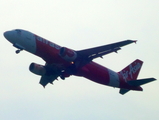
{"left": 59, "top": 47, "right": 77, "bottom": 62}
{"left": 29, "top": 63, "right": 46, "bottom": 76}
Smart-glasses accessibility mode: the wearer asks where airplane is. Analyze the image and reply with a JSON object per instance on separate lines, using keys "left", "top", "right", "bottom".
{"left": 3, "top": 29, "right": 156, "bottom": 95}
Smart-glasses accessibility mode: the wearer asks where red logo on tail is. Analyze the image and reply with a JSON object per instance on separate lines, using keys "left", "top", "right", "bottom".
{"left": 119, "top": 59, "right": 143, "bottom": 81}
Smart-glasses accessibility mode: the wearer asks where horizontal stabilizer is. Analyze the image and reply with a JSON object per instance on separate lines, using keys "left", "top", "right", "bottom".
{"left": 119, "top": 89, "right": 130, "bottom": 95}
{"left": 120, "top": 78, "right": 156, "bottom": 95}
{"left": 127, "top": 78, "right": 156, "bottom": 86}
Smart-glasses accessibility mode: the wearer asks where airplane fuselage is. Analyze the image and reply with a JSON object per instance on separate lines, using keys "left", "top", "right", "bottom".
{"left": 4, "top": 29, "right": 155, "bottom": 94}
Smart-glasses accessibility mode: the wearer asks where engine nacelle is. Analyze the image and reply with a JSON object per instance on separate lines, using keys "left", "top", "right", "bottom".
{"left": 59, "top": 47, "right": 77, "bottom": 62}
{"left": 29, "top": 63, "right": 46, "bottom": 76}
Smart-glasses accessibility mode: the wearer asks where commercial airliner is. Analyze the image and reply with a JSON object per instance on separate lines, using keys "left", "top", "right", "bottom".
{"left": 3, "top": 29, "right": 156, "bottom": 95}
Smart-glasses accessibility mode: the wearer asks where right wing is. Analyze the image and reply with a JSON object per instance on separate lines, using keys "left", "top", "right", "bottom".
{"left": 76, "top": 40, "right": 136, "bottom": 61}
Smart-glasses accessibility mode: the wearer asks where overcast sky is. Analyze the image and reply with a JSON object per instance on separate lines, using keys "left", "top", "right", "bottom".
{"left": 0, "top": 0, "right": 159, "bottom": 120}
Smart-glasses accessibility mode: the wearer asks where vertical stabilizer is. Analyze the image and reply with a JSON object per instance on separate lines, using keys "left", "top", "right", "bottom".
{"left": 119, "top": 59, "right": 143, "bottom": 81}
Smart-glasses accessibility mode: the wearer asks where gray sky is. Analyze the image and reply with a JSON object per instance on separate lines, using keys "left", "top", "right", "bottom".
{"left": 0, "top": 0, "right": 159, "bottom": 120}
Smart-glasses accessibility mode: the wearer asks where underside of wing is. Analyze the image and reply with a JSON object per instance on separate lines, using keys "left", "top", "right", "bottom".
{"left": 76, "top": 40, "right": 136, "bottom": 61}
{"left": 39, "top": 74, "right": 59, "bottom": 87}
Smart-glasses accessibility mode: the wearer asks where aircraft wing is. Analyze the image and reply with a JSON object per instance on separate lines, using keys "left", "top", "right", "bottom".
{"left": 76, "top": 40, "right": 136, "bottom": 61}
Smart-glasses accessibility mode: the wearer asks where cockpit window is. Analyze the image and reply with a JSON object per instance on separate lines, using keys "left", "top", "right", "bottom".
{"left": 15, "top": 29, "right": 21, "bottom": 35}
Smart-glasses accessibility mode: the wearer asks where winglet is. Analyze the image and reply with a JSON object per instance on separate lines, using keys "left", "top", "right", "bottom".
{"left": 133, "top": 40, "right": 137, "bottom": 44}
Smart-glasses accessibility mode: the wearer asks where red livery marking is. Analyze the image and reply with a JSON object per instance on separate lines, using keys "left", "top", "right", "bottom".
{"left": 35, "top": 35, "right": 61, "bottom": 50}
{"left": 67, "top": 49, "right": 75, "bottom": 57}
{"left": 34, "top": 35, "right": 63, "bottom": 64}
{"left": 119, "top": 59, "right": 143, "bottom": 81}
{"left": 76, "top": 62, "right": 110, "bottom": 85}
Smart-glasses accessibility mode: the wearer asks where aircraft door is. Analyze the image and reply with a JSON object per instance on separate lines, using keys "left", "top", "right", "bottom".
{"left": 23, "top": 31, "right": 36, "bottom": 53}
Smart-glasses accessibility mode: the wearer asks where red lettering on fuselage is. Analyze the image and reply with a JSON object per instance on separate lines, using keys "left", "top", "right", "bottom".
{"left": 35, "top": 35, "right": 61, "bottom": 50}
{"left": 34, "top": 35, "right": 69, "bottom": 67}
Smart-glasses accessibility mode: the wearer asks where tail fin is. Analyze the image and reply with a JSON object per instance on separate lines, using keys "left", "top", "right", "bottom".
{"left": 118, "top": 59, "right": 156, "bottom": 95}
{"left": 118, "top": 59, "right": 143, "bottom": 81}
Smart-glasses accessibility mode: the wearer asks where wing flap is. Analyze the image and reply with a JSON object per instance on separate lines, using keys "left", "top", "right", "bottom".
{"left": 39, "top": 74, "right": 59, "bottom": 87}
{"left": 88, "top": 47, "right": 121, "bottom": 60}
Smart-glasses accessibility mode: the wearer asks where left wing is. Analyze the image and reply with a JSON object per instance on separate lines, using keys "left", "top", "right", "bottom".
{"left": 39, "top": 63, "right": 62, "bottom": 87}
{"left": 76, "top": 40, "right": 136, "bottom": 61}
{"left": 39, "top": 74, "right": 59, "bottom": 87}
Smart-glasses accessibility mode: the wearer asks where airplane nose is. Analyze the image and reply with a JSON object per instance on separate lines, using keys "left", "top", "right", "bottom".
{"left": 3, "top": 31, "right": 8, "bottom": 39}
{"left": 3, "top": 31, "right": 13, "bottom": 42}
{"left": 4, "top": 31, "right": 10, "bottom": 39}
